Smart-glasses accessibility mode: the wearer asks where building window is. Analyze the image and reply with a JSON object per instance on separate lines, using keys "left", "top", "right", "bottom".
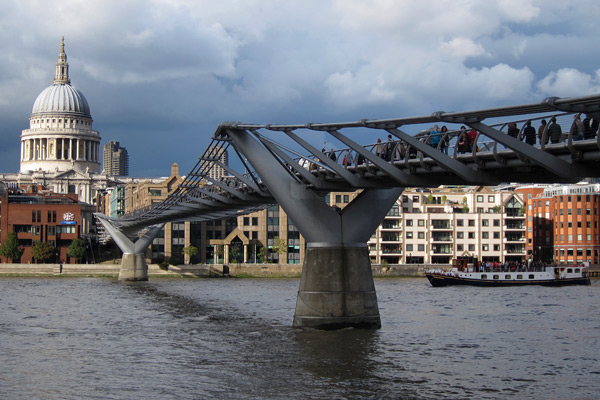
{"left": 468, "top": 219, "right": 475, "bottom": 227}
{"left": 418, "top": 232, "right": 425, "bottom": 239}
{"left": 477, "top": 195, "right": 484, "bottom": 202}
{"left": 406, "top": 219, "right": 413, "bottom": 227}
{"left": 417, "top": 244, "right": 424, "bottom": 251}
{"left": 457, "top": 219, "right": 463, "bottom": 226}
{"left": 418, "top": 219, "right": 425, "bottom": 227}
{"left": 406, "top": 244, "right": 413, "bottom": 251}
{"left": 488, "top": 195, "right": 495, "bottom": 202}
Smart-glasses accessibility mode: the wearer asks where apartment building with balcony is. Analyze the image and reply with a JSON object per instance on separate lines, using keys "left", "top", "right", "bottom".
{"left": 368, "top": 186, "right": 527, "bottom": 265}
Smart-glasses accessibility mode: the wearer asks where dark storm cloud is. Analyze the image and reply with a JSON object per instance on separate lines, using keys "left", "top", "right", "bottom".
{"left": 1, "top": 0, "right": 599, "bottom": 176}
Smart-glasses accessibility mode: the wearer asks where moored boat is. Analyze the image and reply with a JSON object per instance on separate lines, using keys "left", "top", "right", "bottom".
{"left": 425, "top": 264, "right": 591, "bottom": 287}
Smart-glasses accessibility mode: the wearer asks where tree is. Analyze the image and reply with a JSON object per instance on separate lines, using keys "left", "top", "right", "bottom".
{"left": 0, "top": 232, "right": 24, "bottom": 262}
{"left": 68, "top": 239, "right": 87, "bottom": 262}
{"left": 182, "top": 245, "right": 198, "bottom": 264}
{"left": 257, "top": 246, "right": 266, "bottom": 263}
{"left": 31, "top": 241, "right": 57, "bottom": 263}
{"left": 269, "top": 236, "right": 287, "bottom": 263}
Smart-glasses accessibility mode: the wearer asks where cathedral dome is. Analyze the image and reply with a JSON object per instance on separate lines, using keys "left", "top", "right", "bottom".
{"left": 31, "top": 84, "right": 90, "bottom": 117}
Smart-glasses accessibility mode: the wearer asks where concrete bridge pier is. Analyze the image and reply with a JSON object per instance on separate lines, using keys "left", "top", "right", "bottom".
{"left": 291, "top": 188, "right": 403, "bottom": 329}
{"left": 225, "top": 127, "right": 403, "bottom": 329}
{"left": 95, "top": 214, "right": 164, "bottom": 281}
{"left": 294, "top": 243, "right": 380, "bottom": 329}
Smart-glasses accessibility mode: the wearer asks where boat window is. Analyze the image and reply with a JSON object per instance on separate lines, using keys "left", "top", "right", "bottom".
{"left": 481, "top": 274, "right": 487, "bottom": 279}
{"left": 505, "top": 274, "right": 511, "bottom": 279}
{"left": 517, "top": 274, "right": 523, "bottom": 279}
{"left": 575, "top": 268, "right": 580, "bottom": 273}
{"left": 567, "top": 268, "right": 573, "bottom": 273}
{"left": 493, "top": 275, "right": 499, "bottom": 280}
{"left": 528, "top": 274, "right": 535, "bottom": 279}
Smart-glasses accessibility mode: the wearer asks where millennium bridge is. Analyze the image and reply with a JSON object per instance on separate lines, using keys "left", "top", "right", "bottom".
{"left": 96, "top": 93, "right": 600, "bottom": 329}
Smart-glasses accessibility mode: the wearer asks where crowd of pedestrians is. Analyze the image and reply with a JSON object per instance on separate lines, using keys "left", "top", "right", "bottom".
{"left": 310, "top": 113, "right": 599, "bottom": 169}
{"left": 476, "top": 260, "right": 553, "bottom": 273}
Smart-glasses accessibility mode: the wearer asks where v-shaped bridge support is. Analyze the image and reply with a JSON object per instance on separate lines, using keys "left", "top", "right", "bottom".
{"left": 226, "top": 128, "right": 403, "bottom": 329}
{"left": 96, "top": 214, "right": 165, "bottom": 281}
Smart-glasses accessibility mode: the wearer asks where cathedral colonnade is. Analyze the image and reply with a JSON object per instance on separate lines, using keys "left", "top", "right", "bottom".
{"left": 20, "top": 135, "right": 100, "bottom": 163}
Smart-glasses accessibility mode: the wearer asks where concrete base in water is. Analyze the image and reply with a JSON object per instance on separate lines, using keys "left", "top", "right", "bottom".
{"left": 293, "top": 245, "right": 381, "bottom": 329}
{"left": 119, "top": 253, "right": 148, "bottom": 281}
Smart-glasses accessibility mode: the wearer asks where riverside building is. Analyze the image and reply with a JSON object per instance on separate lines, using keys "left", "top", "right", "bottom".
{"left": 0, "top": 183, "right": 83, "bottom": 263}
{"left": 367, "top": 186, "right": 527, "bottom": 265}
{"left": 520, "top": 183, "right": 600, "bottom": 264}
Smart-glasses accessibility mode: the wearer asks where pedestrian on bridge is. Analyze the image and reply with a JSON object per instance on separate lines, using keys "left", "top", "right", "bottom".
{"left": 523, "top": 121, "right": 536, "bottom": 145}
{"left": 548, "top": 117, "right": 562, "bottom": 143}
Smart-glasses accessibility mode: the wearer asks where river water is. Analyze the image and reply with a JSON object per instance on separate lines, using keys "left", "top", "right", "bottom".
{"left": 0, "top": 277, "right": 598, "bottom": 400}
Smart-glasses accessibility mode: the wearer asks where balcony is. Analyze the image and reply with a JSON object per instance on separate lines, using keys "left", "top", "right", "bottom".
{"left": 381, "top": 233, "right": 400, "bottom": 242}
{"left": 432, "top": 233, "right": 452, "bottom": 242}
{"left": 505, "top": 245, "right": 526, "bottom": 254}
{"left": 505, "top": 234, "right": 525, "bottom": 242}
{"left": 431, "top": 221, "right": 452, "bottom": 230}
{"left": 382, "top": 245, "right": 402, "bottom": 254}
{"left": 381, "top": 221, "right": 400, "bottom": 230}
{"left": 505, "top": 222, "right": 525, "bottom": 230}
{"left": 431, "top": 244, "right": 452, "bottom": 254}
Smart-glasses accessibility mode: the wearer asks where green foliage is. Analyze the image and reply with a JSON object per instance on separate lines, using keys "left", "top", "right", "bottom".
{"left": 271, "top": 236, "right": 287, "bottom": 255}
{"left": 31, "top": 241, "right": 57, "bottom": 263}
{"left": 182, "top": 245, "right": 199, "bottom": 264}
{"left": 182, "top": 246, "right": 198, "bottom": 257}
{"left": 0, "top": 232, "right": 23, "bottom": 261}
{"left": 68, "top": 238, "right": 87, "bottom": 261}
{"left": 257, "top": 246, "right": 266, "bottom": 263}
{"left": 167, "top": 255, "right": 182, "bottom": 265}
{"left": 158, "top": 261, "right": 169, "bottom": 270}
{"left": 229, "top": 245, "right": 243, "bottom": 263}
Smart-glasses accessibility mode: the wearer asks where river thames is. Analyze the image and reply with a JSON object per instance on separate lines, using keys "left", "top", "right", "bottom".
{"left": 0, "top": 277, "right": 598, "bottom": 399}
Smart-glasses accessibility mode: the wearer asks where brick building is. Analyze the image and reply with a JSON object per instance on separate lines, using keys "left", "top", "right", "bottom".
{"left": 0, "top": 183, "right": 83, "bottom": 263}
{"left": 520, "top": 183, "right": 600, "bottom": 264}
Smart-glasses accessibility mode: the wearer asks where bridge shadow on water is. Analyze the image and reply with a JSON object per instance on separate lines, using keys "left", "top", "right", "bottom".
{"left": 119, "top": 280, "right": 429, "bottom": 399}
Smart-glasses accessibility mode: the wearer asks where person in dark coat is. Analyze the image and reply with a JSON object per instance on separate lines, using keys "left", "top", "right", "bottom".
{"left": 523, "top": 121, "right": 536, "bottom": 145}
{"left": 507, "top": 122, "right": 519, "bottom": 138}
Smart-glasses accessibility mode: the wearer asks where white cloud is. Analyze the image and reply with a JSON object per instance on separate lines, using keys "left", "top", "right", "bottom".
{"left": 442, "top": 37, "right": 488, "bottom": 58}
{"left": 537, "top": 68, "right": 600, "bottom": 97}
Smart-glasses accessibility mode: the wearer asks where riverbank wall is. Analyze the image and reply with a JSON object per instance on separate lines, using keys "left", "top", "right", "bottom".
{"left": 0, "top": 263, "right": 426, "bottom": 278}
{"left": 1, "top": 263, "right": 597, "bottom": 278}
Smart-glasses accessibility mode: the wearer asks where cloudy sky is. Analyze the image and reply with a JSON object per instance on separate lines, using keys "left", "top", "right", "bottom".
{"left": 1, "top": 0, "right": 599, "bottom": 176}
